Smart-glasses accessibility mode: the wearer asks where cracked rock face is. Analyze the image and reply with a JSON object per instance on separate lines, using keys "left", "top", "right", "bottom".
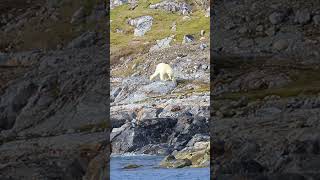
{"left": 0, "top": 46, "right": 108, "bottom": 135}
{"left": 0, "top": 42, "right": 109, "bottom": 180}
{"left": 0, "top": 1, "right": 110, "bottom": 179}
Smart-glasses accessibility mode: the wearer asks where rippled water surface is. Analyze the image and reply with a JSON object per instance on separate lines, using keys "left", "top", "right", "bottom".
{"left": 110, "top": 154, "right": 210, "bottom": 180}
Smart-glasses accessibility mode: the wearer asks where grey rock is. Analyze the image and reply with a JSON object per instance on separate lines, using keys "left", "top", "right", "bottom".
{"left": 205, "top": 7, "right": 209, "bottom": 17}
{"left": 273, "top": 39, "right": 289, "bottom": 51}
{"left": 111, "top": 0, "right": 128, "bottom": 9}
{"left": 182, "top": 35, "right": 194, "bottom": 44}
{"left": 0, "top": 81, "right": 37, "bottom": 130}
{"left": 149, "top": 0, "right": 191, "bottom": 15}
{"left": 111, "top": 117, "right": 126, "bottom": 129}
{"left": 295, "top": 9, "right": 311, "bottom": 25}
{"left": 111, "top": 118, "right": 178, "bottom": 153}
{"left": 186, "top": 134, "right": 210, "bottom": 147}
{"left": 265, "top": 26, "right": 277, "bottom": 36}
{"left": 149, "top": 35, "right": 174, "bottom": 52}
{"left": 200, "top": 43, "right": 207, "bottom": 50}
{"left": 313, "top": 15, "right": 320, "bottom": 25}
{"left": 138, "top": 144, "right": 173, "bottom": 155}
{"left": 269, "top": 12, "right": 285, "bottom": 25}
{"left": 141, "top": 81, "right": 176, "bottom": 94}
{"left": 128, "top": 16, "right": 153, "bottom": 36}
{"left": 111, "top": 87, "right": 122, "bottom": 102}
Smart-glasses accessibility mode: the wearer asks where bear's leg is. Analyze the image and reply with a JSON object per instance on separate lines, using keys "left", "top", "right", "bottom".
{"left": 163, "top": 73, "right": 169, "bottom": 81}
{"left": 150, "top": 71, "right": 159, "bottom": 81}
{"left": 167, "top": 73, "right": 172, "bottom": 81}
{"left": 160, "top": 72, "right": 165, "bottom": 81}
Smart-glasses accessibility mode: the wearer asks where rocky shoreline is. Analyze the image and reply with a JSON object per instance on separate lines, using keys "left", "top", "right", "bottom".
{"left": 110, "top": 42, "right": 210, "bottom": 168}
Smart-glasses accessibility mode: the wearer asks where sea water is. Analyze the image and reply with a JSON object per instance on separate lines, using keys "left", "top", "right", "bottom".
{"left": 110, "top": 154, "right": 210, "bottom": 180}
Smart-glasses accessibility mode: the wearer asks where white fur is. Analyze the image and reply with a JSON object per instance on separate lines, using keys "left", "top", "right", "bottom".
{"left": 150, "top": 63, "right": 175, "bottom": 82}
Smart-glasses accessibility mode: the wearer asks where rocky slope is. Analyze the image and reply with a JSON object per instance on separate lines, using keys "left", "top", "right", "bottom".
{"left": 0, "top": 1, "right": 109, "bottom": 179}
{"left": 110, "top": 0, "right": 210, "bottom": 168}
{"left": 212, "top": 0, "right": 320, "bottom": 179}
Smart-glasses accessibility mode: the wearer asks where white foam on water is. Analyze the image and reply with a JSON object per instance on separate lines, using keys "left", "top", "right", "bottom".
{"left": 110, "top": 152, "right": 156, "bottom": 157}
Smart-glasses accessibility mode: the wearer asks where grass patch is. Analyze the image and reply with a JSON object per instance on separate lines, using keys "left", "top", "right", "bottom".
{"left": 111, "top": 55, "right": 146, "bottom": 77}
{"left": 110, "top": 43, "right": 151, "bottom": 66}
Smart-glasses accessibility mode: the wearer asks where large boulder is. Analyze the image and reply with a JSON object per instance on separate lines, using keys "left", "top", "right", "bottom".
{"left": 141, "top": 81, "right": 177, "bottom": 94}
{"left": 149, "top": 35, "right": 175, "bottom": 52}
{"left": 128, "top": 16, "right": 153, "bottom": 37}
{"left": 111, "top": 118, "right": 178, "bottom": 154}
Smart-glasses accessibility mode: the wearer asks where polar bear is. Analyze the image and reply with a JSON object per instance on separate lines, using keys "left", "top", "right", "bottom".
{"left": 150, "top": 63, "right": 175, "bottom": 82}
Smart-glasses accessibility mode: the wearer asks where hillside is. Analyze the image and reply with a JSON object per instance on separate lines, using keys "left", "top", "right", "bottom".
{"left": 110, "top": 0, "right": 211, "bottom": 168}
